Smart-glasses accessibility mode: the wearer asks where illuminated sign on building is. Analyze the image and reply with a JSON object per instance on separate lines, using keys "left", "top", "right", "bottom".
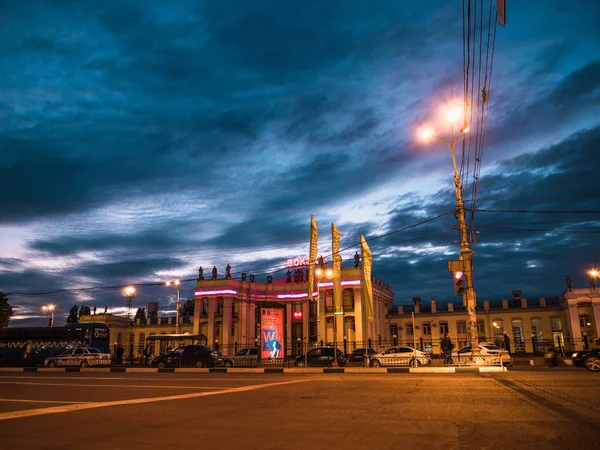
{"left": 286, "top": 256, "right": 326, "bottom": 267}
{"left": 260, "top": 308, "right": 284, "bottom": 359}
{"left": 293, "top": 311, "right": 303, "bottom": 320}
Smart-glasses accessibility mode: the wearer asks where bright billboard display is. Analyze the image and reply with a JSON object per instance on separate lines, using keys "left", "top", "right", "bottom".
{"left": 260, "top": 307, "right": 285, "bottom": 359}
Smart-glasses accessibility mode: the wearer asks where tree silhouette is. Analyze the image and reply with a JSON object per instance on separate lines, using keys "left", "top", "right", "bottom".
{"left": 0, "top": 292, "right": 13, "bottom": 328}
{"left": 135, "top": 307, "right": 146, "bottom": 321}
{"left": 66, "top": 305, "right": 79, "bottom": 323}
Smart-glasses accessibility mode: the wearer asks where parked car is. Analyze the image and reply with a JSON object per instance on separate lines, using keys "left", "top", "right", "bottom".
{"left": 346, "top": 348, "right": 377, "bottom": 364}
{"left": 370, "top": 347, "right": 431, "bottom": 367}
{"left": 571, "top": 348, "right": 600, "bottom": 372}
{"left": 45, "top": 347, "right": 111, "bottom": 368}
{"left": 152, "top": 345, "right": 222, "bottom": 368}
{"left": 224, "top": 347, "right": 258, "bottom": 367}
{"left": 295, "top": 347, "right": 345, "bottom": 367}
{"left": 452, "top": 344, "right": 512, "bottom": 366}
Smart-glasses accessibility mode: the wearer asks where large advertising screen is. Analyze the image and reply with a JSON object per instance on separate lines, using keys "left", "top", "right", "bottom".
{"left": 261, "top": 307, "right": 285, "bottom": 359}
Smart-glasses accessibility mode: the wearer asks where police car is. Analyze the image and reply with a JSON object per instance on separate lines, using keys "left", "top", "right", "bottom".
{"left": 44, "top": 347, "right": 112, "bottom": 368}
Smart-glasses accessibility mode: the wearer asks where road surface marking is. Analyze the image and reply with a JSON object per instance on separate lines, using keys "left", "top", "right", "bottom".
{"left": 0, "top": 375, "right": 276, "bottom": 381}
{"left": 0, "top": 379, "right": 308, "bottom": 421}
{"left": 0, "top": 381, "right": 227, "bottom": 390}
{"left": 0, "top": 399, "right": 90, "bottom": 404}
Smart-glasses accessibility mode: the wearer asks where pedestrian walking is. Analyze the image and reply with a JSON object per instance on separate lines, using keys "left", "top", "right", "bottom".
{"left": 441, "top": 334, "right": 454, "bottom": 365}
{"left": 116, "top": 343, "right": 124, "bottom": 365}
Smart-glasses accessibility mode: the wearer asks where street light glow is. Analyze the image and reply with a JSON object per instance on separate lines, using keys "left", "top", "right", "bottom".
{"left": 315, "top": 268, "right": 323, "bottom": 276}
{"left": 589, "top": 269, "right": 599, "bottom": 278}
{"left": 447, "top": 106, "right": 462, "bottom": 123}
{"left": 326, "top": 269, "right": 333, "bottom": 278}
{"left": 419, "top": 126, "right": 435, "bottom": 141}
{"left": 42, "top": 304, "right": 55, "bottom": 312}
{"left": 165, "top": 279, "right": 181, "bottom": 287}
{"left": 124, "top": 286, "right": 135, "bottom": 297}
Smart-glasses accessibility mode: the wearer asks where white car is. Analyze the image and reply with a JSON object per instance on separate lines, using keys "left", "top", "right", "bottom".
{"left": 45, "top": 347, "right": 111, "bottom": 368}
{"left": 452, "top": 344, "right": 512, "bottom": 366}
{"left": 223, "top": 347, "right": 258, "bottom": 367}
{"left": 370, "top": 346, "right": 431, "bottom": 367}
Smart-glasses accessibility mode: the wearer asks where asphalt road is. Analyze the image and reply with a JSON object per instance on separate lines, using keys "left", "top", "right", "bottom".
{"left": 0, "top": 369, "right": 598, "bottom": 450}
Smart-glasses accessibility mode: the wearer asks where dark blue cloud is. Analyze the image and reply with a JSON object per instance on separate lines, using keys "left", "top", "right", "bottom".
{"left": 1, "top": 0, "right": 600, "bottom": 326}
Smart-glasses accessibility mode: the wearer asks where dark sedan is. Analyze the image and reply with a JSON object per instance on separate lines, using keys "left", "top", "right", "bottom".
{"left": 295, "top": 347, "right": 345, "bottom": 367}
{"left": 346, "top": 348, "right": 377, "bottom": 364}
{"left": 571, "top": 348, "right": 600, "bottom": 372}
{"left": 152, "top": 345, "right": 222, "bottom": 368}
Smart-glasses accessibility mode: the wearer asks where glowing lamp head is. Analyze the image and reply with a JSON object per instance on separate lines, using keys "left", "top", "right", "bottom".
{"left": 454, "top": 271, "right": 464, "bottom": 280}
{"left": 447, "top": 106, "right": 462, "bottom": 123}
{"left": 315, "top": 268, "right": 322, "bottom": 276}
{"left": 419, "top": 126, "right": 435, "bottom": 141}
{"left": 326, "top": 269, "right": 333, "bottom": 278}
{"left": 124, "top": 286, "right": 135, "bottom": 297}
{"left": 590, "top": 270, "right": 599, "bottom": 278}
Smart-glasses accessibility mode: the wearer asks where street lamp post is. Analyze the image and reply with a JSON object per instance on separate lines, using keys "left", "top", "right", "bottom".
{"left": 315, "top": 267, "right": 336, "bottom": 365}
{"left": 42, "top": 304, "right": 55, "bottom": 327}
{"left": 124, "top": 286, "right": 135, "bottom": 361}
{"left": 420, "top": 106, "right": 480, "bottom": 355}
{"left": 165, "top": 279, "right": 181, "bottom": 334}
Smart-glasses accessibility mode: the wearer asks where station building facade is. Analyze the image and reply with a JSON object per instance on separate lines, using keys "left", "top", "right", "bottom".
{"left": 83, "top": 282, "right": 599, "bottom": 358}
{"left": 192, "top": 267, "right": 395, "bottom": 357}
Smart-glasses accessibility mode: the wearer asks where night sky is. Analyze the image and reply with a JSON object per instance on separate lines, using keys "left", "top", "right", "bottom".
{"left": 1, "top": 1, "right": 600, "bottom": 326}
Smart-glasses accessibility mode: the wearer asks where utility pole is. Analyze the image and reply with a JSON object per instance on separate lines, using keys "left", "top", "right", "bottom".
{"left": 420, "top": 111, "right": 480, "bottom": 355}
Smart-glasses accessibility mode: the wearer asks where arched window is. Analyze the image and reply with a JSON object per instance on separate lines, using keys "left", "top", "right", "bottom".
{"left": 512, "top": 319, "right": 525, "bottom": 352}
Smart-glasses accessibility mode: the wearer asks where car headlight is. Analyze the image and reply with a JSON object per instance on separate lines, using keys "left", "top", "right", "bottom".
{"left": 571, "top": 352, "right": 578, "bottom": 357}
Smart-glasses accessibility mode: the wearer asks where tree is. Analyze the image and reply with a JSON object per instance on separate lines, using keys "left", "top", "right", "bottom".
{"left": 134, "top": 307, "right": 146, "bottom": 321}
{"left": 66, "top": 305, "right": 79, "bottom": 323}
{"left": 79, "top": 305, "right": 91, "bottom": 318}
{"left": 0, "top": 292, "right": 13, "bottom": 328}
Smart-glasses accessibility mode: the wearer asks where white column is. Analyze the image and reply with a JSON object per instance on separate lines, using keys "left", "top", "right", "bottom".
{"left": 568, "top": 304, "right": 582, "bottom": 347}
{"left": 592, "top": 301, "right": 600, "bottom": 341}
{"left": 193, "top": 296, "right": 202, "bottom": 335}
{"left": 207, "top": 297, "right": 215, "bottom": 345}
{"left": 353, "top": 288, "right": 364, "bottom": 344}
{"left": 222, "top": 296, "right": 232, "bottom": 351}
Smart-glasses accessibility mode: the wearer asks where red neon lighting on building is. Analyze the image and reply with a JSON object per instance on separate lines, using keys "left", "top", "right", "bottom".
{"left": 293, "top": 311, "right": 303, "bottom": 320}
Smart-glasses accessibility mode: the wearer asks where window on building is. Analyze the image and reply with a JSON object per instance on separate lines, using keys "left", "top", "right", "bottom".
{"left": 512, "top": 319, "right": 525, "bottom": 352}
{"left": 476, "top": 321, "right": 485, "bottom": 334}
{"left": 138, "top": 333, "right": 145, "bottom": 352}
{"left": 422, "top": 323, "right": 431, "bottom": 335}
{"left": 439, "top": 322, "right": 449, "bottom": 335}
{"left": 390, "top": 325, "right": 398, "bottom": 337}
{"left": 492, "top": 319, "right": 503, "bottom": 342}
{"left": 579, "top": 315, "right": 592, "bottom": 328}
{"left": 343, "top": 289, "right": 354, "bottom": 312}
{"left": 457, "top": 322, "right": 467, "bottom": 334}
{"left": 551, "top": 317, "right": 562, "bottom": 332}
{"left": 117, "top": 332, "right": 122, "bottom": 344}
{"left": 406, "top": 324, "right": 414, "bottom": 336}
{"left": 531, "top": 318, "right": 543, "bottom": 339}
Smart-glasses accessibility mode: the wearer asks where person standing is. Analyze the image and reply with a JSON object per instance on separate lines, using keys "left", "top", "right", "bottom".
{"left": 116, "top": 343, "right": 124, "bottom": 365}
{"left": 143, "top": 342, "right": 153, "bottom": 366}
{"left": 503, "top": 331, "right": 512, "bottom": 356}
{"left": 441, "top": 334, "right": 454, "bottom": 365}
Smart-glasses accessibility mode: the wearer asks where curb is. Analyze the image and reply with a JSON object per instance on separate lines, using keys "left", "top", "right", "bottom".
{"left": 0, "top": 366, "right": 507, "bottom": 374}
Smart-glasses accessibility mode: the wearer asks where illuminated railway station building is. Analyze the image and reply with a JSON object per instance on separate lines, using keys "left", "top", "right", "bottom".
{"left": 192, "top": 261, "right": 394, "bottom": 357}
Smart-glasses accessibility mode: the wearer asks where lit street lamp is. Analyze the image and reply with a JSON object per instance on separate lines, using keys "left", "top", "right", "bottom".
{"left": 42, "top": 304, "right": 55, "bottom": 327}
{"left": 123, "top": 286, "right": 135, "bottom": 361}
{"left": 165, "top": 279, "right": 181, "bottom": 334}
{"left": 589, "top": 269, "right": 598, "bottom": 289}
{"left": 419, "top": 105, "right": 480, "bottom": 355}
{"left": 316, "top": 266, "right": 338, "bottom": 365}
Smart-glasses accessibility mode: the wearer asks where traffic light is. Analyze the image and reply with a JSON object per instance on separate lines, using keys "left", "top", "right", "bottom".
{"left": 454, "top": 271, "right": 465, "bottom": 296}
